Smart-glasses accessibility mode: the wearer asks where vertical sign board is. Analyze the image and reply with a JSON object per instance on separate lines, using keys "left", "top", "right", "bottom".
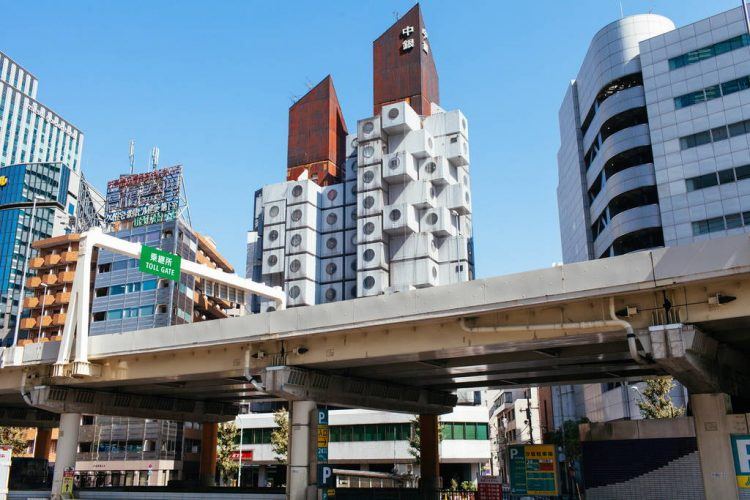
{"left": 477, "top": 475, "right": 503, "bottom": 500}
{"left": 732, "top": 434, "right": 750, "bottom": 491}
{"left": 139, "top": 245, "right": 181, "bottom": 282}
{"left": 0, "top": 446, "right": 11, "bottom": 496}
{"left": 317, "top": 408, "right": 335, "bottom": 498}
{"left": 508, "top": 444, "right": 559, "bottom": 496}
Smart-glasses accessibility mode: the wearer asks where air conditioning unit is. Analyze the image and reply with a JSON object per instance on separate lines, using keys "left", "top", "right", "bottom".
{"left": 437, "top": 235, "right": 470, "bottom": 263}
{"left": 382, "top": 151, "right": 418, "bottom": 184}
{"left": 393, "top": 130, "right": 435, "bottom": 159}
{"left": 344, "top": 157, "right": 359, "bottom": 181}
{"left": 263, "top": 199, "right": 287, "bottom": 225}
{"left": 444, "top": 134, "right": 470, "bottom": 167}
{"left": 345, "top": 180, "right": 358, "bottom": 205}
{"left": 319, "top": 207, "right": 344, "bottom": 233}
{"left": 390, "top": 180, "right": 437, "bottom": 209}
{"left": 319, "top": 231, "right": 345, "bottom": 258}
{"left": 420, "top": 207, "right": 457, "bottom": 237}
{"left": 287, "top": 180, "right": 321, "bottom": 206}
{"left": 390, "top": 233, "right": 439, "bottom": 262}
{"left": 383, "top": 204, "right": 419, "bottom": 235}
{"left": 262, "top": 181, "right": 290, "bottom": 203}
{"left": 344, "top": 229, "right": 357, "bottom": 255}
{"left": 390, "top": 257, "right": 439, "bottom": 288}
{"left": 262, "top": 223, "right": 285, "bottom": 250}
{"left": 286, "top": 228, "right": 318, "bottom": 256}
{"left": 319, "top": 256, "right": 344, "bottom": 283}
{"left": 357, "top": 164, "right": 384, "bottom": 192}
{"left": 344, "top": 205, "right": 358, "bottom": 230}
{"left": 358, "top": 116, "right": 385, "bottom": 142}
{"left": 344, "top": 280, "right": 357, "bottom": 300}
{"left": 358, "top": 189, "right": 385, "bottom": 218}
{"left": 438, "top": 183, "right": 472, "bottom": 216}
{"left": 318, "top": 282, "right": 343, "bottom": 304}
{"left": 418, "top": 156, "right": 457, "bottom": 186}
{"left": 422, "top": 109, "right": 468, "bottom": 140}
{"left": 286, "top": 202, "right": 318, "bottom": 230}
{"left": 357, "top": 269, "right": 389, "bottom": 297}
{"left": 358, "top": 139, "right": 384, "bottom": 167}
{"left": 381, "top": 101, "right": 420, "bottom": 134}
{"left": 285, "top": 253, "right": 317, "bottom": 281}
{"left": 344, "top": 254, "right": 358, "bottom": 280}
{"left": 261, "top": 248, "right": 285, "bottom": 275}
{"left": 321, "top": 184, "right": 344, "bottom": 209}
{"left": 285, "top": 279, "right": 317, "bottom": 307}
{"left": 439, "top": 260, "right": 472, "bottom": 284}
{"left": 357, "top": 242, "right": 389, "bottom": 271}
{"left": 357, "top": 215, "right": 384, "bottom": 244}
{"left": 346, "top": 133, "right": 359, "bottom": 158}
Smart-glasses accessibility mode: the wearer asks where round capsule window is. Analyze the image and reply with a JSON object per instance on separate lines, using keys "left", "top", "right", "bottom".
{"left": 388, "top": 108, "right": 399, "bottom": 120}
{"left": 363, "top": 121, "right": 374, "bottom": 134}
{"left": 351, "top": 208, "right": 357, "bottom": 221}
{"left": 465, "top": 192, "right": 470, "bottom": 203}
{"left": 267, "top": 255, "right": 278, "bottom": 266}
{"left": 427, "top": 213, "right": 438, "bottom": 225}
{"left": 363, "top": 276, "right": 375, "bottom": 289}
{"left": 363, "top": 222, "right": 375, "bottom": 235}
{"left": 325, "top": 288, "right": 337, "bottom": 301}
{"left": 267, "top": 306, "right": 276, "bottom": 312}
{"left": 350, "top": 259, "right": 357, "bottom": 271}
{"left": 424, "top": 161, "right": 437, "bottom": 174}
{"left": 389, "top": 209, "right": 402, "bottom": 222}
{"left": 269, "top": 205, "right": 279, "bottom": 217}
{"left": 389, "top": 155, "right": 400, "bottom": 170}
{"left": 363, "top": 196, "right": 375, "bottom": 209}
{"left": 326, "top": 237, "right": 338, "bottom": 250}
{"left": 350, "top": 138, "right": 358, "bottom": 149}
{"left": 363, "top": 145, "right": 375, "bottom": 158}
{"left": 350, "top": 285, "right": 357, "bottom": 297}
{"left": 363, "top": 248, "right": 375, "bottom": 262}
{"left": 292, "top": 185, "right": 303, "bottom": 198}
{"left": 351, "top": 183, "right": 357, "bottom": 196}
{"left": 291, "top": 209, "right": 302, "bottom": 222}
{"left": 268, "top": 229, "right": 279, "bottom": 242}
{"left": 326, "top": 212, "right": 338, "bottom": 225}
{"left": 363, "top": 170, "right": 375, "bottom": 184}
{"left": 289, "top": 286, "right": 300, "bottom": 299}
{"left": 350, "top": 233, "right": 358, "bottom": 245}
{"left": 290, "top": 234, "right": 302, "bottom": 247}
{"left": 325, "top": 262, "right": 337, "bottom": 275}
{"left": 327, "top": 189, "right": 338, "bottom": 201}
{"left": 289, "top": 259, "right": 301, "bottom": 273}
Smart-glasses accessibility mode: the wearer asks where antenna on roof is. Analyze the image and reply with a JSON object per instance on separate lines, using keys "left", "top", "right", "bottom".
{"left": 150, "top": 147, "right": 160, "bottom": 171}
{"left": 128, "top": 140, "right": 135, "bottom": 174}
{"left": 305, "top": 78, "right": 313, "bottom": 90}
{"left": 289, "top": 94, "right": 299, "bottom": 104}
{"left": 393, "top": 11, "right": 399, "bottom": 22}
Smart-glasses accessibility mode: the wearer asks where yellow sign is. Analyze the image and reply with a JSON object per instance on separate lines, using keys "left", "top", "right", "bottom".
{"left": 62, "top": 476, "right": 75, "bottom": 498}
{"left": 317, "top": 425, "right": 330, "bottom": 448}
{"left": 0, "top": 176, "right": 7, "bottom": 187}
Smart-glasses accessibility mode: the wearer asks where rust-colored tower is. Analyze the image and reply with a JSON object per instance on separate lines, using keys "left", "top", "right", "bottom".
{"left": 286, "top": 75, "right": 348, "bottom": 186}
{"left": 373, "top": 4, "right": 439, "bottom": 116}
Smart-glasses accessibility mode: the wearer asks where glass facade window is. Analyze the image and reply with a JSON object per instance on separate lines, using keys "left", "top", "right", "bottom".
{"left": 685, "top": 164, "right": 750, "bottom": 192}
{"left": 680, "top": 119, "right": 750, "bottom": 150}
{"left": 669, "top": 34, "right": 750, "bottom": 70}
{"left": 692, "top": 212, "right": 750, "bottom": 236}
{"left": 675, "top": 76, "right": 750, "bottom": 109}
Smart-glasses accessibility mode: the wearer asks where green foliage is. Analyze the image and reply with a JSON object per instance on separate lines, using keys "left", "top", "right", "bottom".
{"left": 216, "top": 422, "right": 238, "bottom": 485}
{"left": 270, "top": 408, "right": 289, "bottom": 463}
{"left": 549, "top": 418, "right": 589, "bottom": 461}
{"left": 0, "top": 427, "right": 28, "bottom": 455}
{"left": 460, "top": 480, "right": 477, "bottom": 491}
{"left": 637, "top": 377, "right": 686, "bottom": 419}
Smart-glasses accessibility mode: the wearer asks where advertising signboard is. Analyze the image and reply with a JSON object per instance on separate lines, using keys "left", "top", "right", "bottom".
{"left": 105, "top": 165, "right": 181, "bottom": 225}
{"left": 508, "top": 444, "right": 558, "bottom": 496}
{"left": 477, "top": 475, "right": 503, "bottom": 500}
{"left": 732, "top": 434, "right": 750, "bottom": 491}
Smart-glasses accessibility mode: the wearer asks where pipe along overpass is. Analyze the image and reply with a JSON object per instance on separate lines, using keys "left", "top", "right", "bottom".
{"left": 1, "top": 234, "right": 750, "bottom": 499}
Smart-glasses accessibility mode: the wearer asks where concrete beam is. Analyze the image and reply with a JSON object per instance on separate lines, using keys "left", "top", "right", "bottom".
{"left": 261, "top": 366, "right": 457, "bottom": 415}
{"left": 28, "top": 385, "right": 238, "bottom": 422}
{"left": 0, "top": 407, "right": 59, "bottom": 428}
{"left": 648, "top": 324, "right": 750, "bottom": 397}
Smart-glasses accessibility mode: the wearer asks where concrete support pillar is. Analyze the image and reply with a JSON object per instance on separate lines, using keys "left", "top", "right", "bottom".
{"left": 258, "top": 464, "right": 268, "bottom": 487}
{"left": 200, "top": 422, "right": 218, "bottom": 486}
{"left": 34, "top": 428, "right": 53, "bottom": 460}
{"left": 50, "top": 413, "right": 80, "bottom": 499}
{"left": 419, "top": 414, "right": 440, "bottom": 498}
{"left": 287, "top": 400, "right": 316, "bottom": 500}
{"left": 692, "top": 393, "right": 739, "bottom": 500}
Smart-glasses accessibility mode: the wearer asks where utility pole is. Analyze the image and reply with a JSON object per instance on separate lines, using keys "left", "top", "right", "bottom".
{"left": 526, "top": 392, "right": 534, "bottom": 444}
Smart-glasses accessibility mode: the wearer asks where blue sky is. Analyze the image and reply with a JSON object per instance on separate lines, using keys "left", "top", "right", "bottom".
{"left": 2, "top": 1, "right": 742, "bottom": 277}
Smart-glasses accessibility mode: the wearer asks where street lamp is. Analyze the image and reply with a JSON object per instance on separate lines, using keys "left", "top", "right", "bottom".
{"left": 38, "top": 282, "right": 48, "bottom": 340}
{"left": 12, "top": 195, "right": 46, "bottom": 347}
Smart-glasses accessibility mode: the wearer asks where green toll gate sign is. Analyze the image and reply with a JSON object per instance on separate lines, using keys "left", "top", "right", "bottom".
{"left": 139, "top": 245, "right": 181, "bottom": 282}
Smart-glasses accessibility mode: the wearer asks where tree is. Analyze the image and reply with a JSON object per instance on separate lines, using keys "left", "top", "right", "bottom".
{"left": 0, "top": 427, "right": 28, "bottom": 455}
{"left": 408, "top": 416, "right": 443, "bottom": 464}
{"left": 216, "top": 422, "right": 239, "bottom": 485}
{"left": 270, "top": 408, "right": 289, "bottom": 463}
{"left": 549, "top": 417, "right": 589, "bottom": 462}
{"left": 636, "top": 377, "right": 686, "bottom": 419}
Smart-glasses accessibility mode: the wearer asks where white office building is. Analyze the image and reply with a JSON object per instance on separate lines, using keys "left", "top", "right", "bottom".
{"left": 556, "top": 6, "right": 750, "bottom": 423}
